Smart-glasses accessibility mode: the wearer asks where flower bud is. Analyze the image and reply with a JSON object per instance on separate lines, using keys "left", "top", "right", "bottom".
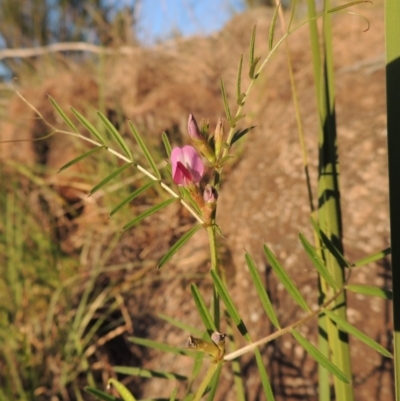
{"left": 214, "top": 117, "right": 224, "bottom": 159}
{"left": 188, "top": 113, "right": 203, "bottom": 140}
{"left": 203, "top": 184, "right": 218, "bottom": 204}
{"left": 187, "top": 113, "right": 216, "bottom": 163}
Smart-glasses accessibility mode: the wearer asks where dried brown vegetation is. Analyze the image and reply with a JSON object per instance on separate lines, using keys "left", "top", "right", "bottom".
{"left": 0, "top": 4, "right": 391, "bottom": 401}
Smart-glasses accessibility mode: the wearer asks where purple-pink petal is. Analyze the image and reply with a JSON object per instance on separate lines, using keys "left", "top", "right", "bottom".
{"left": 170, "top": 145, "right": 204, "bottom": 186}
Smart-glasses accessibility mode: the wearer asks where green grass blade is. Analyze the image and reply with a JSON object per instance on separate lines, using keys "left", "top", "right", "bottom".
{"left": 249, "top": 24, "right": 256, "bottom": 67}
{"left": 97, "top": 111, "right": 133, "bottom": 159}
{"left": 210, "top": 270, "right": 248, "bottom": 336}
{"left": 169, "top": 387, "right": 178, "bottom": 401}
{"left": 236, "top": 54, "right": 245, "bottom": 105}
{"left": 245, "top": 253, "right": 280, "bottom": 329}
{"left": 192, "top": 363, "right": 219, "bottom": 401}
{"left": 49, "top": 96, "right": 78, "bottom": 133}
{"left": 263, "top": 244, "right": 310, "bottom": 312}
{"left": 162, "top": 132, "right": 172, "bottom": 158}
{"left": 110, "top": 181, "right": 155, "bottom": 216}
{"left": 310, "top": 218, "right": 350, "bottom": 268}
{"left": 71, "top": 108, "right": 106, "bottom": 145}
{"left": 230, "top": 126, "right": 256, "bottom": 146}
{"left": 123, "top": 198, "right": 176, "bottom": 232}
{"left": 128, "top": 121, "right": 161, "bottom": 180}
{"left": 158, "top": 223, "right": 202, "bottom": 269}
{"left": 58, "top": 145, "right": 104, "bottom": 172}
{"left": 90, "top": 162, "right": 133, "bottom": 196}
{"left": 249, "top": 56, "right": 260, "bottom": 80}
{"left": 128, "top": 337, "right": 196, "bottom": 357}
{"left": 254, "top": 349, "right": 275, "bottom": 401}
{"left": 345, "top": 285, "right": 392, "bottom": 300}
{"left": 268, "top": 2, "right": 280, "bottom": 51}
{"left": 299, "top": 233, "right": 338, "bottom": 290}
{"left": 113, "top": 366, "right": 186, "bottom": 381}
{"left": 158, "top": 313, "right": 204, "bottom": 337}
{"left": 220, "top": 77, "right": 232, "bottom": 126}
{"left": 206, "top": 363, "right": 222, "bottom": 401}
{"left": 84, "top": 386, "right": 122, "bottom": 401}
{"left": 190, "top": 284, "right": 217, "bottom": 333}
{"left": 352, "top": 247, "right": 391, "bottom": 267}
{"left": 323, "top": 309, "right": 392, "bottom": 358}
{"left": 291, "top": 329, "right": 350, "bottom": 383}
{"left": 107, "top": 379, "right": 136, "bottom": 401}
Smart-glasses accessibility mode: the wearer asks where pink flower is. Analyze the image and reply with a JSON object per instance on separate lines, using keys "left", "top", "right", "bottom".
{"left": 171, "top": 145, "right": 204, "bottom": 186}
{"left": 188, "top": 114, "right": 203, "bottom": 140}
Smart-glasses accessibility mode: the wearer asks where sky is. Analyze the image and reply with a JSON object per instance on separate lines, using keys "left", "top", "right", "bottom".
{"left": 127, "top": 0, "right": 246, "bottom": 45}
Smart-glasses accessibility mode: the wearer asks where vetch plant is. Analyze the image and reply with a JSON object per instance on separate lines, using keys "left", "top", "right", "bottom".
{"left": 8, "top": 1, "right": 395, "bottom": 400}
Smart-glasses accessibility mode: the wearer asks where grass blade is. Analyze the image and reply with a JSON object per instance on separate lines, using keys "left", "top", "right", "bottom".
{"left": 58, "top": 145, "right": 104, "bottom": 172}
{"left": 158, "top": 223, "right": 202, "bottom": 268}
{"left": 128, "top": 337, "right": 197, "bottom": 357}
{"left": 323, "top": 309, "right": 392, "bottom": 358}
{"left": 352, "top": 247, "right": 391, "bottom": 267}
{"left": 97, "top": 111, "right": 133, "bottom": 160}
{"left": 220, "top": 77, "right": 232, "bottom": 125}
{"left": 210, "top": 270, "right": 248, "bottom": 336}
{"left": 128, "top": 121, "right": 161, "bottom": 180}
{"left": 345, "top": 285, "right": 393, "bottom": 300}
{"left": 169, "top": 387, "right": 178, "bottom": 401}
{"left": 49, "top": 96, "right": 78, "bottom": 133}
{"left": 190, "top": 284, "right": 217, "bottom": 333}
{"left": 254, "top": 349, "right": 275, "bottom": 401}
{"left": 245, "top": 253, "right": 280, "bottom": 329}
{"left": 113, "top": 366, "right": 187, "bottom": 381}
{"left": 268, "top": 2, "right": 280, "bottom": 51}
{"left": 84, "top": 386, "right": 122, "bottom": 401}
{"left": 90, "top": 163, "right": 133, "bottom": 196}
{"left": 299, "top": 233, "right": 338, "bottom": 290}
{"left": 71, "top": 107, "right": 106, "bottom": 145}
{"left": 263, "top": 244, "right": 310, "bottom": 312}
{"left": 162, "top": 132, "right": 172, "bottom": 158}
{"left": 110, "top": 181, "right": 156, "bottom": 217}
{"left": 236, "top": 54, "right": 245, "bottom": 105}
{"left": 158, "top": 313, "right": 203, "bottom": 337}
{"left": 107, "top": 379, "right": 136, "bottom": 401}
{"left": 123, "top": 198, "right": 176, "bottom": 232}
{"left": 291, "top": 329, "right": 350, "bottom": 383}
{"left": 230, "top": 126, "right": 256, "bottom": 147}
{"left": 206, "top": 363, "right": 222, "bottom": 401}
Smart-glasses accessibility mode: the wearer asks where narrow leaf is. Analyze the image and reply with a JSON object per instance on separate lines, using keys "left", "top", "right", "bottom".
{"left": 249, "top": 56, "right": 261, "bottom": 80}
{"left": 71, "top": 108, "right": 106, "bottom": 145}
{"left": 158, "top": 223, "right": 202, "bottom": 268}
{"left": 128, "top": 336, "right": 197, "bottom": 357}
{"left": 231, "top": 126, "right": 256, "bottom": 146}
{"left": 291, "top": 329, "right": 351, "bottom": 383}
{"left": 158, "top": 313, "right": 203, "bottom": 337}
{"left": 268, "top": 2, "right": 281, "bottom": 51}
{"left": 249, "top": 24, "right": 256, "bottom": 66}
{"left": 299, "top": 233, "right": 338, "bottom": 290}
{"left": 169, "top": 387, "right": 178, "bottom": 401}
{"left": 49, "top": 96, "right": 78, "bottom": 133}
{"left": 110, "top": 181, "right": 155, "bottom": 216}
{"left": 58, "top": 146, "right": 104, "bottom": 172}
{"left": 352, "top": 247, "right": 391, "bottom": 267}
{"left": 107, "top": 379, "right": 136, "bottom": 401}
{"left": 191, "top": 284, "right": 216, "bottom": 333}
{"left": 345, "top": 285, "right": 393, "bottom": 300}
{"left": 129, "top": 121, "right": 161, "bottom": 179}
{"left": 162, "top": 132, "right": 172, "bottom": 158}
{"left": 254, "top": 350, "right": 275, "bottom": 401}
{"left": 98, "top": 111, "right": 132, "bottom": 159}
{"left": 263, "top": 245, "right": 310, "bottom": 312}
{"left": 206, "top": 364, "right": 222, "bottom": 401}
{"left": 310, "top": 218, "right": 350, "bottom": 268}
{"left": 84, "top": 386, "right": 121, "bottom": 401}
{"left": 210, "top": 270, "right": 248, "bottom": 336}
{"left": 123, "top": 198, "right": 176, "bottom": 232}
{"left": 231, "top": 114, "right": 246, "bottom": 126}
{"left": 236, "top": 54, "right": 244, "bottom": 105}
{"left": 245, "top": 253, "right": 280, "bottom": 329}
{"left": 220, "top": 77, "right": 232, "bottom": 125}
{"left": 323, "top": 309, "right": 392, "bottom": 358}
{"left": 90, "top": 162, "right": 133, "bottom": 196}
{"left": 113, "top": 366, "right": 187, "bottom": 381}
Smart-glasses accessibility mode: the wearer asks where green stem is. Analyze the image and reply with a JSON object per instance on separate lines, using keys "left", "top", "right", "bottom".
{"left": 191, "top": 362, "right": 220, "bottom": 401}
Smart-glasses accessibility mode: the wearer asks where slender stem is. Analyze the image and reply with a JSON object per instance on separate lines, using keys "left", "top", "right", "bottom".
{"left": 191, "top": 362, "right": 220, "bottom": 401}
